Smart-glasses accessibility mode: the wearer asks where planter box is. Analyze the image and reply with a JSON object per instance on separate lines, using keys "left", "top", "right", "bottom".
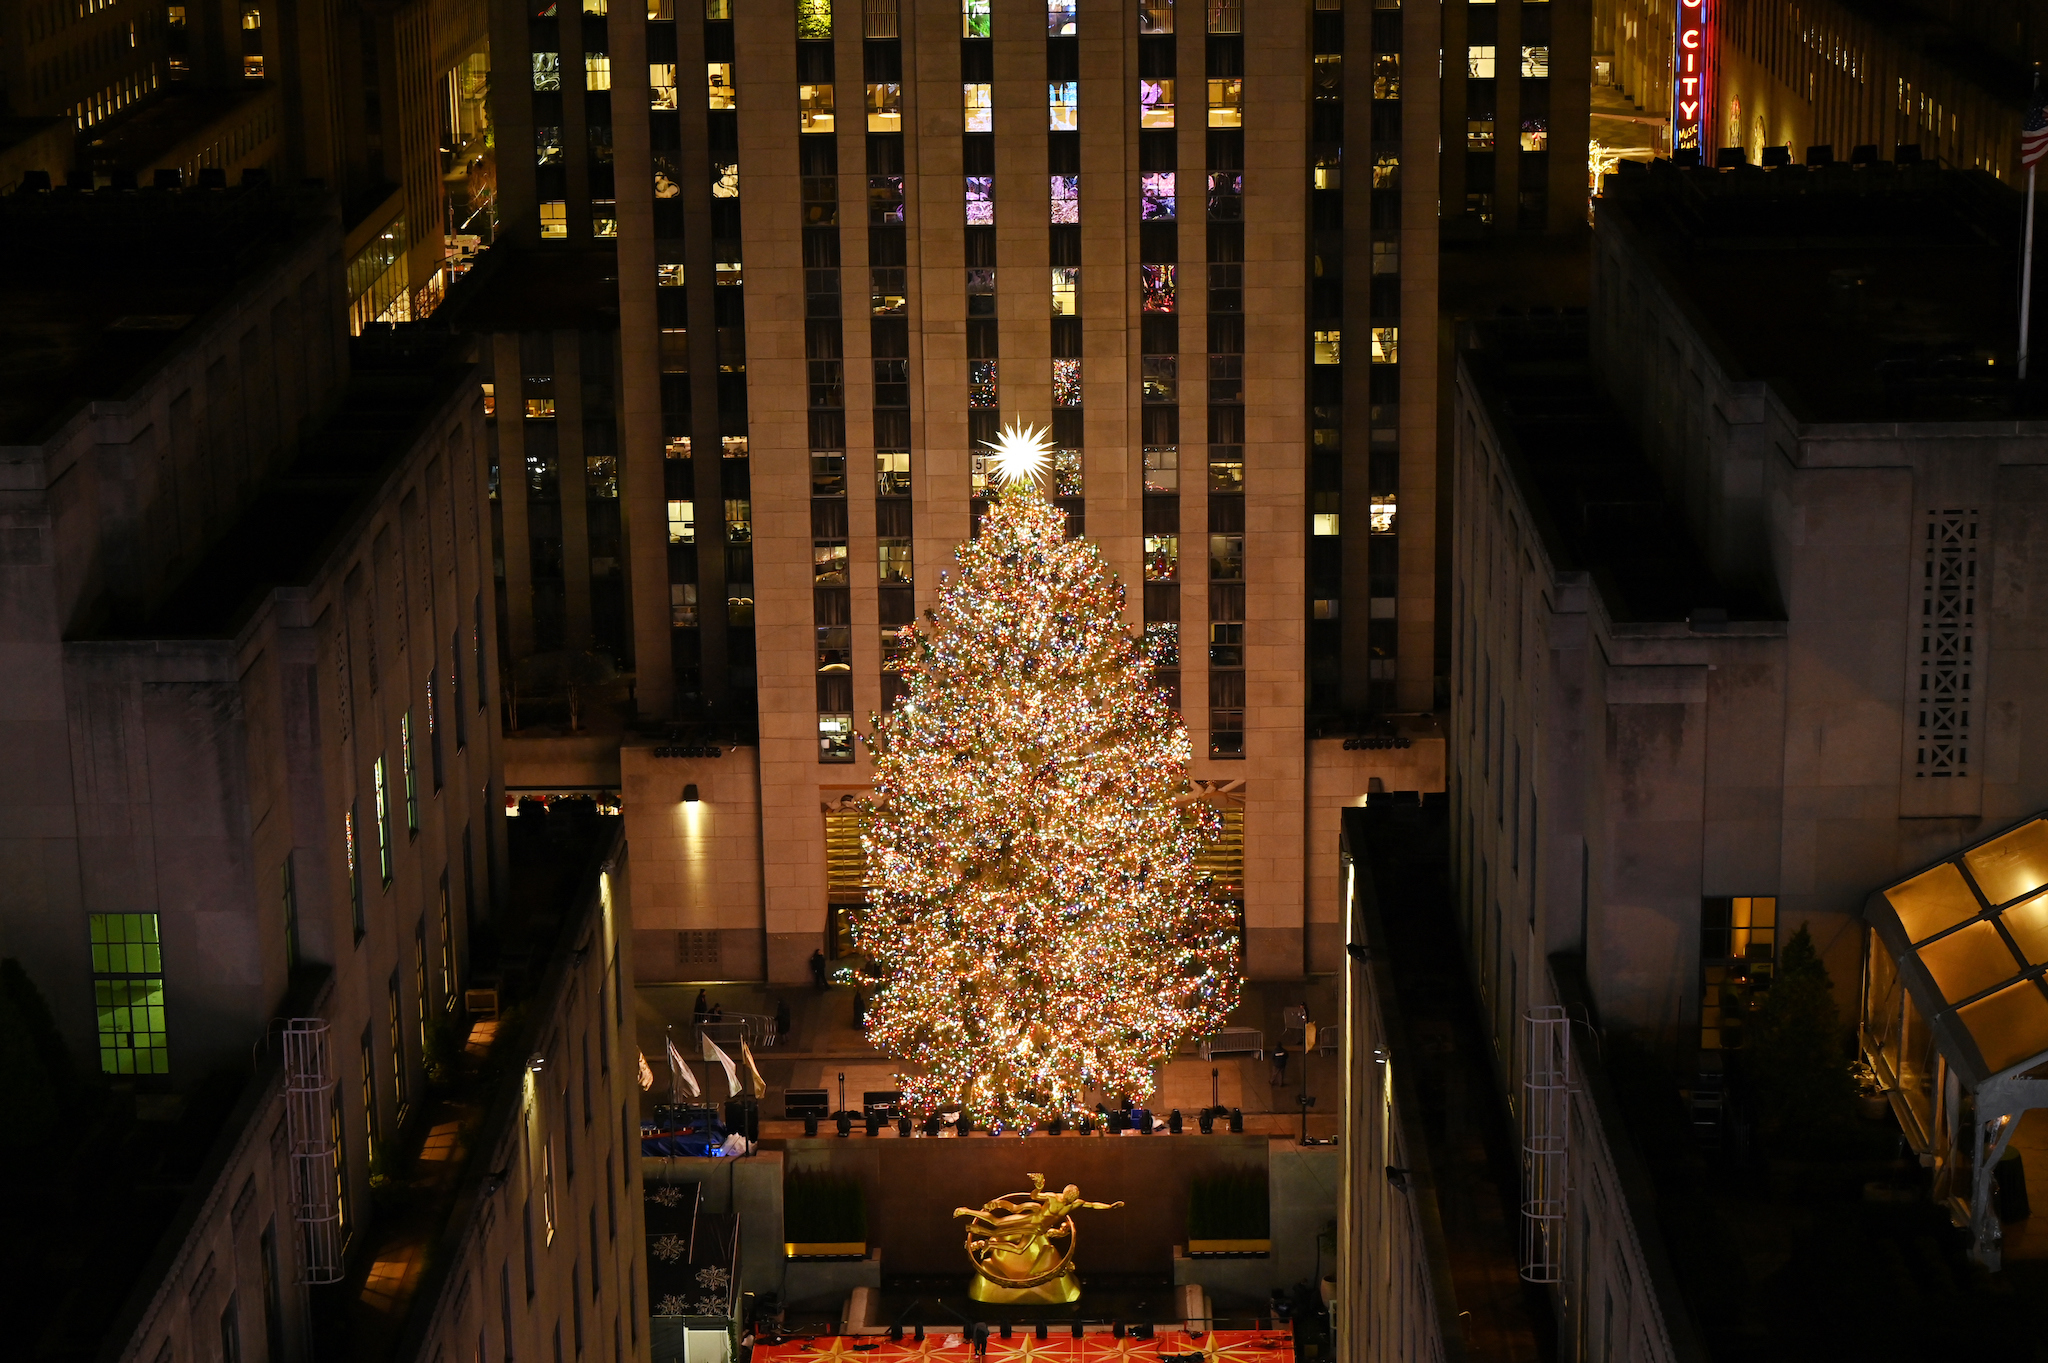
{"left": 1186, "top": 1239, "right": 1271, "bottom": 1257}
{"left": 785, "top": 1241, "right": 867, "bottom": 1259}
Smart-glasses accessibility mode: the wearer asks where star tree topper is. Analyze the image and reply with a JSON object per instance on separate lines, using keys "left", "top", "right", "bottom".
{"left": 852, "top": 429, "right": 1243, "bottom": 1125}
{"left": 985, "top": 419, "right": 1054, "bottom": 489}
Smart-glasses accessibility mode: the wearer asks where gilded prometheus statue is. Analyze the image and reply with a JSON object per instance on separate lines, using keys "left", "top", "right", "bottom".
{"left": 954, "top": 1173, "right": 1123, "bottom": 1304}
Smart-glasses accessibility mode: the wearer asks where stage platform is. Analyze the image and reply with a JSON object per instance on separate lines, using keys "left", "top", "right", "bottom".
{"left": 752, "top": 1327, "right": 1295, "bottom": 1363}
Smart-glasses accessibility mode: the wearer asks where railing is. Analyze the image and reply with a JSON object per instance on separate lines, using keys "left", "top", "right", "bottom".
{"left": 284, "top": 1018, "right": 342, "bottom": 1285}
{"left": 1201, "top": 1027, "right": 1265, "bottom": 1061}
{"left": 695, "top": 1011, "right": 778, "bottom": 1051}
{"left": 1520, "top": 1006, "right": 1571, "bottom": 1284}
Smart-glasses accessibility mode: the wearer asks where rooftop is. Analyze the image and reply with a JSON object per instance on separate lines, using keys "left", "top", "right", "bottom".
{"left": 0, "top": 184, "right": 333, "bottom": 446}
{"left": 80, "top": 85, "right": 276, "bottom": 175}
{"left": 81, "top": 325, "right": 476, "bottom": 642}
{"left": 1462, "top": 315, "right": 1774, "bottom": 626}
{"left": 1597, "top": 161, "right": 2048, "bottom": 423}
{"left": 439, "top": 245, "right": 621, "bottom": 333}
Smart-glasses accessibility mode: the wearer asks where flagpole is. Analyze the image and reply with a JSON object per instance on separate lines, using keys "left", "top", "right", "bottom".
{"left": 2025, "top": 161, "right": 2039, "bottom": 381}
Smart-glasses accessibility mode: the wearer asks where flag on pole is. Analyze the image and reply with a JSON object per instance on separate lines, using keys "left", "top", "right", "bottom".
{"left": 702, "top": 1032, "right": 741, "bottom": 1098}
{"left": 2024, "top": 83, "right": 2048, "bottom": 168}
{"left": 637, "top": 1050, "right": 655, "bottom": 1092}
{"left": 666, "top": 1033, "right": 700, "bottom": 1099}
{"left": 739, "top": 1037, "right": 768, "bottom": 1100}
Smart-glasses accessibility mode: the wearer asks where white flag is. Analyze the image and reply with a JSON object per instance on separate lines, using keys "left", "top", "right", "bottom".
{"left": 701, "top": 1032, "right": 741, "bottom": 1099}
{"left": 637, "top": 1050, "right": 655, "bottom": 1092}
{"left": 667, "top": 1033, "right": 700, "bottom": 1099}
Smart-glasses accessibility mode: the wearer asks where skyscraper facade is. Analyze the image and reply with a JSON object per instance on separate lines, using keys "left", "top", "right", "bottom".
{"left": 478, "top": 0, "right": 1602, "bottom": 981}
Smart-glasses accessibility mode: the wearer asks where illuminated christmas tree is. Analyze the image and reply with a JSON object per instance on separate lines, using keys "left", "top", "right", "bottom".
{"left": 855, "top": 423, "right": 1242, "bottom": 1126}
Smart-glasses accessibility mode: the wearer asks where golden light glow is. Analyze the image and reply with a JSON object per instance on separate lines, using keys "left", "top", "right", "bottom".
{"left": 984, "top": 420, "right": 1055, "bottom": 488}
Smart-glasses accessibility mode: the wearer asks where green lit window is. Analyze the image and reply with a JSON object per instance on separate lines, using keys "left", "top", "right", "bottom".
{"left": 373, "top": 756, "right": 392, "bottom": 884}
{"left": 401, "top": 713, "right": 419, "bottom": 834}
{"left": 90, "top": 913, "right": 168, "bottom": 1074}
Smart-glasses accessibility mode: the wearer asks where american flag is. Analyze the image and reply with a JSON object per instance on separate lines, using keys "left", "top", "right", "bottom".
{"left": 2024, "top": 83, "right": 2048, "bottom": 168}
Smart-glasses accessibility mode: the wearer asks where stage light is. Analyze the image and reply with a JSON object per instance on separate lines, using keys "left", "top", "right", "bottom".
{"left": 1168, "top": 1109, "right": 1182, "bottom": 1134}
{"left": 1113, "top": 1322, "right": 1125, "bottom": 1339}
{"left": 1198, "top": 1110, "right": 1214, "bottom": 1134}
{"left": 803, "top": 1114, "right": 819, "bottom": 1137}
{"left": 1229, "top": 1107, "right": 1243, "bottom": 1133}
{"left": 1070, "top": 1323, "right": 1083, "bottom": 1339}
{"left": 867, "top": 1114, "right": 882, "bottom": 1137}
{"left": 1000, "top": 1323, "right": 1012, "bottom": 1339}
{"left": 899, "top": 1116, "right": 912, "bottom": 1137}
{"left": 836, "top": 1112, "right": 852, "bottom": 1137}
{"left": 915, "top": 1325, "right": 925, "bottom": 1342}
{"left": 889, "top": 1326, "right": 903, "bottom": 1342}
{"left": 1035, "top": 1325, "right": 1047, "bottom": 1341}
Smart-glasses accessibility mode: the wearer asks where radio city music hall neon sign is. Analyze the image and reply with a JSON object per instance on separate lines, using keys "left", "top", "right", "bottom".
{"left": 1673, "top": 0, "right": 1709, "bottom": 153}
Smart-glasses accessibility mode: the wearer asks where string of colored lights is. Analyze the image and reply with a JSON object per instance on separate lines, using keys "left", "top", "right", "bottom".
{"left": 854, "top": 426, "right": 1242, "bottom": 1126}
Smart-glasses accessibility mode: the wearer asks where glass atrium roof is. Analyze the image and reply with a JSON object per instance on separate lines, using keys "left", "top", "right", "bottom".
{"left": 1866, "top": 817, "right": 2048, "bottom": 1086}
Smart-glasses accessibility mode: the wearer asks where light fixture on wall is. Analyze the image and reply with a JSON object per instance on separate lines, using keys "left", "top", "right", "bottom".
{"left": 527, "top": 1053, "right": 547, "bottom": 1073}
{"left": 682, "top": 784, "right": 700, "bottom": 803}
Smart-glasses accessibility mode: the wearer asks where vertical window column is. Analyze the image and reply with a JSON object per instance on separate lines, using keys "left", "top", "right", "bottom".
{"left": 1048, "top": 24, "right": 1084, "bottom": 535}
{"left": 707, "top": 7, "right": 753, "bottom": 702}
{"left": 1308, "top": 10, "right": 1344, "bottom": 715}
{"left": 531, "top": 10, "right": 568, "bottom": 237}
{"left": 647, "top": 3, "right": 701, "bottom": 708}
{"left": 962, "top": 23, "right": 998, "bottom": 527}
{"left": 1364, "top": 3, "right": 1403, "bottom": 709}
{"left": 581, "top": 333, "right": 627, "bottom": 661}
{"left": 868, "top": 31, "right": 913, "bottom": 707}
{"left": 521, "top": 334, "right": 567, "bottom": 651}
{"left": 1207, "top": 121, "right": 1244, "bottom": 755}
{"left": 1138, "top": 2, "right": 1179, "bottom": 710}
{"left": 799, "top": 15, "right": 854, "bottom": 764}
{"left": 586, "top": 8, "right": 617, "bottom": 234}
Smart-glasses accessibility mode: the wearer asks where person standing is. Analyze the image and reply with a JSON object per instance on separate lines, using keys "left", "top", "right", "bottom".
{"left": 693, "top": 989, "right": 709, "bottom": 1025}
{"left": 809, "top": 948, "right": 829, "bottom": 992}
{"left": 1269, "top": 1044, "right": 1290, "bottom": 1088}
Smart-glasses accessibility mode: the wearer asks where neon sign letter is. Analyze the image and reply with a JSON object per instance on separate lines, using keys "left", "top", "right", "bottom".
{"left": 1672, "top": 0, "right": 1710, "bottom": 154}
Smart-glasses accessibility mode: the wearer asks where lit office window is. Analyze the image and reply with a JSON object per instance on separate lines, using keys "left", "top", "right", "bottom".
{"left": 1140, "top": 79, "right": 1174, "bottom": 128}
{"left": 1048, "top": 0, "right": 1077, "bottom": 33}
{"left": 649, "top": 63, "right": 677, "bottom": 109}
{"left": 1050, "top": 174, "right": 1079, "bottom": 222}
{"left": 1467, "top": 46, "right": 1496, "bottom": 78}
{"left": 964, "top": 83, "right": 993, "bottom": 131}
{"left": 585, "top": 54, "right": 611, "bottom": 89}
{"left": 1051, "top": 269, "right": 1079, "bottom": 317}
{"left": 1141, "top": 171, "right": 1175, "bottom": 219}
{"left": 963, "top": 0, "right": 991, "bottom": 37}
{"left": 533, "top": 53, "right": 561, "bottom": 91}
{"left": 1143, "top": 445, "right": 1179, "bottom": 491}
{"left": 799, "top": 83, "right": 835, "bottom": 132}
{"left": 540, "top": 202, "right": 568, "bottom": 238}
{"left": 1370, "top": 327, "right": 1398, "bottom": 364}
{"left": 1053, "top": 356, "right": 1082, "bottom": 403}
{"left": 1140, "top": 264, "right": 1176, "bottom": 311}
{"left": 90, "top": 914, "right": 168, "bottom": 1075}
{"left": 1049, "top": 82, "right": 1078, "bottom": 131}
{"left": 1373, "top": 54, "right": 1400, "bottom": 99}
{"left": 1313, "top": 329, "right": 1342, "bottom": 365}
{"left": 1143, "top": 535, "right": 1179, "bottom": 581}
{"left": 879, "top": 540, "right": 913, "bottom": 585}
{"left": 707, "top": 62, "right": 736, "bottom": 109}
{"left": 1139, "top": 0, "right": 1173, "bottom": 33}
{"left": 965, "top": 176, "right": 993, "bottom": 224}
{"left": 797, "top": 0, "right": 831, "bottom": 38}
{"left": 867, "top": 83, "right": 903, "bottom": 131}
{"left": 1521, "top": 46, "right": 1549, "bottom": 77}
{"left": 1207, "top": 77, "right": 1241, "bottom": 127}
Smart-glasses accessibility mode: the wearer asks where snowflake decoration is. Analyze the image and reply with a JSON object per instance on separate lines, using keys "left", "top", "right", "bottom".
{"left": 652, "top": 1234, "right": 688, "bottom": 1264}
{"left": 648, "top": 1185, "right": 685, "bottom": 1208}
{"left": 656, "top": 1294, "right": 689, "bottom": 1318}
{"left": 695, "top": 1265, "right": 731, "bottom": 1292}
{"left": 694, "top": 1296, "right": 728, "bottom": 1316}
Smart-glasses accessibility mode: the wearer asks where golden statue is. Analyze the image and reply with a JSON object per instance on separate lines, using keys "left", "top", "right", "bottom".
{"left": 953, "top": 1173, "right": 1123, "bottom": 1305}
